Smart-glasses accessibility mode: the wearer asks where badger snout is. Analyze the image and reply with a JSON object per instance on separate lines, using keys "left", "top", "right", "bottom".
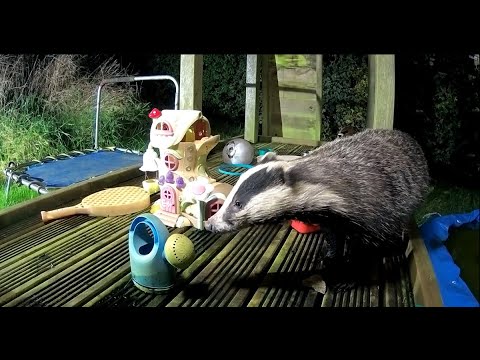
{"left": 203, "top": 219, "right": 228, "bottom": 233}
{"left": 203, "top": 216, "right": 224, "bottom": 233}
{"left": 204, "top": 212, "right": 236, "bottom": 233}
{"left": 203, "top": 220, "right": 214, "bottom": 232}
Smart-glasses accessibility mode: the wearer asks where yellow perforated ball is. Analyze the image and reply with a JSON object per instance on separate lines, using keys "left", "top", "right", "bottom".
{"left": 164, "top": 234, "right": 195, "bottom": 269}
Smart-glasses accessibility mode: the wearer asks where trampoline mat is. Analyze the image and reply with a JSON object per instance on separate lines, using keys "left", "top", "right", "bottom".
{"left": 25, "top": 150, "right": 143, "bottom": 188}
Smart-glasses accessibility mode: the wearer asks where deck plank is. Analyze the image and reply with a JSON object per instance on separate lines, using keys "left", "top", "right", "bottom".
{"left": 0, "top": 142, "right": 416, "bottom": 307}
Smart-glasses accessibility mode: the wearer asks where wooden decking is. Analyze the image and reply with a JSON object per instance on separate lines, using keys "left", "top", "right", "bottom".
{"left": 0, "top": 142, "right": 415, "bottom": 307}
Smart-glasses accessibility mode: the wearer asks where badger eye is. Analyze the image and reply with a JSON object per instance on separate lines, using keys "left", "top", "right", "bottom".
{"left": 234, "top": 200, "right": 242, "bottom": 208}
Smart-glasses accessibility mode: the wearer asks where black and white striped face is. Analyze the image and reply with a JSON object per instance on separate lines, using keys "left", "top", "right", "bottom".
{"left": 204, "top": 156, "right": 346, "bottom": 233}
{"left": 204, "top": 162, "right": 289, "bottom": 233}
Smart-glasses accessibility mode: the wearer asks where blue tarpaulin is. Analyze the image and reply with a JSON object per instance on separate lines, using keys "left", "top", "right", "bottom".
{"left": 25, "top": 150, "right": 143, "bottom": 188}
{"left": 419, "top": 209, "right": 479, "bottom": 307}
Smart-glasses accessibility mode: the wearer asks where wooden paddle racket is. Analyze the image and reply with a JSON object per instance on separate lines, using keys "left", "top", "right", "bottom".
{"left": 41, "top": 186, "right": 151, "bottom": 223}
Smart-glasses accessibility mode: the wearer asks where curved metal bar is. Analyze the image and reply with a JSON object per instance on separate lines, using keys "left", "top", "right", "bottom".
{"left": 93, "top": 75, "right": 179, "bottom": 149}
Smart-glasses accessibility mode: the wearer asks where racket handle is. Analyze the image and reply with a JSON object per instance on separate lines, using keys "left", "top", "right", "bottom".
{"left": 41, "top": 206, "right": 86, "bottom": 222}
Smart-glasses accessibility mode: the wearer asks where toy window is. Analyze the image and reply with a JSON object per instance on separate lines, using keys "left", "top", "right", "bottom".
{"left": 164, "top": 154, "right": 179, "bottom": 171}
{"left": 193, "top": 119, "right": 211, "bottom": 140}
{"left": 206, "top": 199, "right": 224, "bottom": 219}
{"left": 156, "top": 120, "right": 173, "bottom": 135}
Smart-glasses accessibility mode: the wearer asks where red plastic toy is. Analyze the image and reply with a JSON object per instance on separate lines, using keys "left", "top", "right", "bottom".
{"left": 290, "top": 220, "right": 321, "bottom": 234}
{"left": 148, "top": 108, "right": 162, "bottom": 119}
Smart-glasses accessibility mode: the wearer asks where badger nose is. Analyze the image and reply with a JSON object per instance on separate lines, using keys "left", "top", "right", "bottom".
{"left": 204, "top": 221, "right": 213, "bottom": 232}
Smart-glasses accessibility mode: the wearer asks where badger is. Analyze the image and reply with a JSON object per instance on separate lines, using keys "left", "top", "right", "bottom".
{"left": 204, "top": 129, "right": 430, "bottom": 285}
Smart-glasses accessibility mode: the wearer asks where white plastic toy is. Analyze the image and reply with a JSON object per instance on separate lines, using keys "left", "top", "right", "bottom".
{"left": 140, "top": 108, "right": 233, "bottom": 230}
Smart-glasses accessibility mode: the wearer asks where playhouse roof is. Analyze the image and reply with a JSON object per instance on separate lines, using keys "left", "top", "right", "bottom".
{"left": 150, "top": 109, "right": 210, "bottom": 149}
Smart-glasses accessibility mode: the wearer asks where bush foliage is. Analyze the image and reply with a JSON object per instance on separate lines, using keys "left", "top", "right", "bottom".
{"left": 146, "top": 54, "right": 247, "bottom": 124}
{"left": 321, "top": 54, "right": 368, "bottom": 140}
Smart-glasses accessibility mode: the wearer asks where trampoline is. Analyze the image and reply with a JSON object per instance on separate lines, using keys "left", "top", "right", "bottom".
{"left": 3, "top": 75, "right": 179, "bottom": 198}
{"left": 4, "top": 148, "right": 144, "bottom": 196}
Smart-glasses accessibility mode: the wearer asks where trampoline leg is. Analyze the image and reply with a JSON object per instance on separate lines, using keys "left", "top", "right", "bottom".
{"left": 5, "top": 173, "right": 13, "bottom": 199}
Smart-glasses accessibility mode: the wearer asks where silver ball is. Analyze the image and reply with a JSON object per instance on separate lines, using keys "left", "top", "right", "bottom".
{"left": 222, "top": 139, "right": 254, "bottom": 165}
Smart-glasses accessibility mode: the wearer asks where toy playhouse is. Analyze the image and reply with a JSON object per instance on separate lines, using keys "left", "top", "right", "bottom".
{"left": 140, "top": 108, "right": 233, "bottom": 230}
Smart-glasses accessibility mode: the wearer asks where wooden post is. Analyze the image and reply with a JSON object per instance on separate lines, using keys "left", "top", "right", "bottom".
{"left": 244, "top": 55, "right": 260, "bottom": 143}
{"left": 180, "top": 55, "right": 203, "bottom": 110}
{"left": 367, "top": 55, "right": 395, "bottom": 129}
{"left": 406, "top": 220, "right": 444, "bottom": 307}
{"left": 316, "top": 55, "right": 323, "bottom": 140}
{"left": 261, "top": 55, "right": 271, "bottom": 138}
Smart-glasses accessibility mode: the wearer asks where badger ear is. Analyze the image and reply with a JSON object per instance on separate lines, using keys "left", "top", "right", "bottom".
{"left": 266, "top": 165, "right": 288, "bottom": 187}
{"left": 256, "top": 152, "right": 278, "bottom": 164}
{"left": 283, "top": 167, "right": 297, "bottom": 187}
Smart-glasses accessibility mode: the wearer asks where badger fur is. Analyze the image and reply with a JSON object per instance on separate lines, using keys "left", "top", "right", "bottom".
{"left": 205, "top": 129, "right": 430, "bottom": 268}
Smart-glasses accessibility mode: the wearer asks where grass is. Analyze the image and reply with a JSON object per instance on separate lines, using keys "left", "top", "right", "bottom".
{"left": 0, "top": 181, "right": 39, "bottom": 209}
{"left": 414, "top": 180, "right": 480, "bottom": 225}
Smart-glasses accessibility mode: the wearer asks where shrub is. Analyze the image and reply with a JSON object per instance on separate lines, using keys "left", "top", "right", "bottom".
{"left": 321, "top": 54, "right": 368, "bottom": 141}
{"left": 147, "top": 54, "right": 247, "bottom": 126}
